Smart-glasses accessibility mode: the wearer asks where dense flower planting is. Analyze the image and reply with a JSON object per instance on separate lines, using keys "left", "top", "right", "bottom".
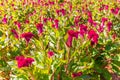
{"left": 0, "top": 0, "right": 120, "bottom": 80}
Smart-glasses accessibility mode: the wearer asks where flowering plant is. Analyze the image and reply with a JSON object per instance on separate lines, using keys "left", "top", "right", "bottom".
{"left": 0, "top": 0, "right": 120, "bottom": 80}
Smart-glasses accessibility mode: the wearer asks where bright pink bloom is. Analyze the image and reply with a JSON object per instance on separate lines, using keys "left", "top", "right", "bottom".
{"left": 2, "top": 17, "right": 7, "bottom": 24}
{"left": 56, "top": 9, "right": 66, "bottom": 16}
{"left": 88, "top": 29, "right": 99, "bottom": 45}
{"left": 11, "top": 29, "right": 19, "bottom": 39}
{"left": 74, "top": 16, "right": 80, "bottom": 26}
{"left": 48, "top": 51, "right": 54, "bottom": 58}
{"left": 15, "top": 56, "right": 34, "bottom": 68}
{"left": 21, "top": 32, "right": 34, "bottom": 44}
{"left": 24, "top": 20, "right": 29, "bottom": 24}
{"left": 66, "top": 30, "right": 79, "bottom": 47}
{"left": 111, "top": 7, "right": 120, "bottom": 15}
{"left": 79, "top": 24, "right": 87, "bottom": 37}
{"left": 36, "top": 23, "right": 43, "bottom": 34}
{"left": 72, "top": 72, "right": 82, "bottom": 78}
{"left": 14, "top": 21, "right": 21, "bottom": 29}
{"left": 53, "top": 19, "right": 59, "bottom": 29}
{"left": 107, "top": 21, "right": 113, "bottom": 32}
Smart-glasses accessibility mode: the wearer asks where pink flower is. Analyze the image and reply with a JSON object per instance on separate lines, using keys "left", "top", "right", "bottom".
{"left": 15, "top": 56, "right": 34, "bottom": 68}
{"left": 88, "top": 29, "right": 99, "bottom": 45}
{"left": 56, "top": 9, "right": 66, "bottom": 16}
{"left": 111, "top": 7, "right": 120, "bottom": 15}
{"left": 107, "top": 21, "right": 113, "bottom": 32}
{"left": 21, "top": 32, "right": 34, "bottom": 45}
{"left": 72, "top": 72, "right": 82, "bottom": 78}
{"left": 48, "top": 51, "right": 54, "bottom": 58}
{"left": 66, "top": 30, "right": 79, "bottom": 47}
{"left": 2, "top": 17, "right": 7, "bottom": 24}
{"left": 53, "top": 19, "right": 59, "bottom": 29}
{"left": 11, "top": 29, "right": 19, "bottom": 39}
{"left": 24, "top": 19, "right": 29, "bottom": 24}
{"left": 74, "top": 16, "right": 80, "bottom": 26}
{"left": 36, "top": 23, "right": 43, "bottom": 34}
{"left": 14, "top": 21, "right": 21, "bottom": 29}
{"left": 79, "top": 24, "right": 87, "bottom": 37}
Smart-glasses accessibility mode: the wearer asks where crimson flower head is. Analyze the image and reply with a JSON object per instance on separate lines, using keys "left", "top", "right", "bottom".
{"left": 79, "top": 24, "right": 87, "bottom": 37}
{"left": 11, "top": 29, "right": 19, "bottom": 39}
{"left": 72, "top": 72, "right": 82, "bottom": 78}
{"left": 107, "top": 21, "right": 113, "bottom": 32}
{"left": 101, "top": 17, "right": 108, "bottom": 23}
{"left": 52, "top": 19, "right": 59, "bottom": 29}
{"left": 111, "top": 7, "right": 120, "bottom": 15}
{"left": 88, "top": 29, "right": 99, "bottom": 45}
{"left": 15, "top": 56, "right": 34, "bottom": 68}
{"left": 14, "top": 21, "right": 21, "bottom": 29}
{"left": 66, "top": 30, "right": 79, "bottom": 47}
{"left": 48, "top": 51, "right": 54, "bottom": 58}
{"left": 36, "top": 23, "right": 43, "bottom": 34}
{"left": 21, "top": 32, "right": 34, "bottom": 45}
{"left": 2, "top": 17, "right": 7, "bottom": 24}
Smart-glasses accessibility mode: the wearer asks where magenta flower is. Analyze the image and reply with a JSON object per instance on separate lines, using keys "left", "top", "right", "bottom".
{"left": 48, "top": 51, "right": 54, "bottom": 58}
{"left": 14, "top": 21, "right": 21, "bottom": 29}
{"left": 21, "top": 32, "right": 34, "bottom": 45}
{"left": 15, "top": 56, "right": 34, "bottom": 68}
{"left": 79, "top": 24, "right": 87, "bottom": 37}
{"left": 111, "top": 7, "right": 120, "bottom": 15}
{"left": 56, "top": 9, "right": 66, "bottom": 16}
{"left": 2, "top": 17, "right": 7, "bottom": 24}
{"left": 36, "top": 23, "right": 43, "bottom": 34}
{"left": 107, "top": 21, "right": 113, "bottom": 32}
{"left": 72, "top": 72, "right": 82, "bottom": 78}
{"left": 11, "top": 29, "right": 19, "bottom": 39}
{"left": 53, "top": 19, "right": 59, "bottom": 29}
{"left": 66, "top": 30, "right": 79, "bottom": 47}
{"left": 74, "top": 16, "right": 80, "bottom": 26}
{"left": 88, "top": 29, "right": 99, "bottom": 45}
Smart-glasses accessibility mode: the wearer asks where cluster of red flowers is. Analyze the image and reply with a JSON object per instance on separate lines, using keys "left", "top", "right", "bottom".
{"left": 15, "top": 56, "right": 34, "bottom": 68}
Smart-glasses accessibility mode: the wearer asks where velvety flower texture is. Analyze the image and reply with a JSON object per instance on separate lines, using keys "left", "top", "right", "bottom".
{"left": 48, "top": 51, "right": 54, "bottom": 58}
{"left": 36, "top": 23, "right": 43, "bottom": 34}
{"left": 72, "top": 72, "right": 82, "bottom": 78}
{"left": 15, "top": 56, "right": 34, "bottom": 68}
{"left": 88, "top": 29, "right": 99, "bottom": 45}
{"left": 66, "top": 30, "right": 79, "bottom": 47}
{"left": 21, "top": 32, "right": 34, "bottom": 45}
{"left": 11, "top": 29, "right": 19, "bottom": 39}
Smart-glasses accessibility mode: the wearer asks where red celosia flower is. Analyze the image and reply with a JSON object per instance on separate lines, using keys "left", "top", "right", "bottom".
{"left": 24, "top": 19, "right": 29, "bottom": 24}
{"left": 107, "top": 21, "right": 113, "bottom": 32}
{"left": 48, "top": 51, "right": 54, "bottom": 58}
{"left": 56, "top": 9, "right": 66, "bottom": 16}
{"left": 14, "top": 21, "right": 21, "bottom": 29}
{"left": 88, "top": 29, "right": 99, "bottom": 45}
{"left": 53, "top": 19, "right": 59, "bottom": 29}
{"left": 11, "top": 29, "right": 19, "bottom": 39}
{"left": 72, "top": 72, "right": 82, "bottom": 78}
{"left": 36, "top": 23, "right": 43, "bottom": 34}
{"left": 74, "top": 16, "right": 80, "bottom": 26}
{"left": 111, "top": 7, "right": 120, "bottom": 15}
{"left": 15, "top": 56, "right": 34, "bottom": 68}
{"left": 79, "top": 24, "right": 87, "bottom": 37}
{"left": 66, "top": 30, "right": 79, "bottom": 47}
{"left": 2, "top": 16, "right": 7, "bottom": 24}
{"left": 21, "top": 32, "right": 34, "bottom": 45}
